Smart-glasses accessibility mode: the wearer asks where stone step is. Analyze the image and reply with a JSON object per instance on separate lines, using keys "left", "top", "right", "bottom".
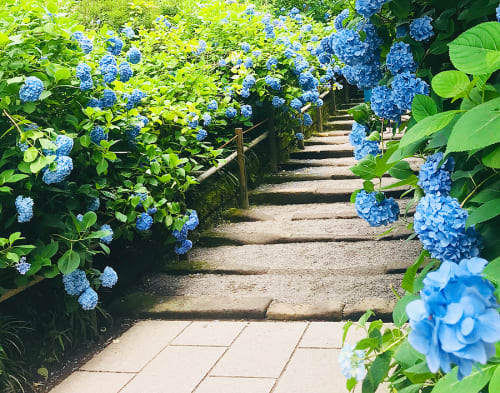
{"left": 268, "top": 166, "right": 358, "bottom": 182}
{"left": 305, "top": 133, "right": 403, "bottom": 145}
{"left": 325, "top": 120, "right": 354, "bottom": 130}
{"left": 222, "top": 201, "right": 415, "bottom": 223}
{"left": 249, "top": 178, "right": 408, "bottom": 205}
{"left": 290, "top": 144, "right": 352, "bottom": 160}
{"left": 199, "top": 217, "right": 412, "bottom": 246}
{"left": 328, "top": 114, "right": 352, "bottom": 121}
{"left": 280, "top": 157, "right": 424, "bottom": 171}
{"left": 314, "top": 130, "right": 350, "bottom": 137}
{"left": 140, "top": 269, "right": 407, "bottom": 306}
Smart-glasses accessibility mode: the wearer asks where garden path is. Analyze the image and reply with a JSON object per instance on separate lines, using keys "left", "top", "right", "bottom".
{"left": 130, "top": 98, "right": 423, "bottom": 320}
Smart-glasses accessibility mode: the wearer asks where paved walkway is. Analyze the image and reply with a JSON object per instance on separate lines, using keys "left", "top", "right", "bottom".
{"left": 50, "top": 320, "right": 388, "bottom": 393}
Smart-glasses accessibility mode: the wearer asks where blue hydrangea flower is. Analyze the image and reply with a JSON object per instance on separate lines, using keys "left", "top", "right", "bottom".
{"left": 355, "top": 191, "right": 399, "bottom": 226}
{"left": 354, "top": 138, "right": 381, "bottom": 160}
{"left": 196, "top": 129, "right": 207, "bottom": 141}
{"left": 252, "top": 50, "right": 261, "bottom": 57}
{"left": 410, "top": 16, "right": 434, "bottom": 42}
{"left": 265, "top": 75, "right": 281, "bottom": 90}
{"left": 406, "top": 258, "right": 500, "bottom": 380}
{"left": 121, "top": 26, "right": 135, "bottom": 38}
{"left": 175, "top": 239, "right": 193, "bottom": 255}
{"left": 355, "top": 0, "right": 390, "bottom": 18}
{"left": 185, "top": 210, "right": 199, "bottom": 231}
{"left": 343, "top": 62, "right": 382, "bottom": 90}
{"left": 303, "top": 113, "right": 313, "bottom": 126}
{"left": 266, "top": 57, "right": 278, "bottom": 70}
{"left": 284, "top": 48, "right": 295, "bottom": 59}
{"left": 299, "top": 71, "right": 318, "bottom": 91}
{"left": 99, "top": 55, "right": 118, "bottom": 84}
{"left": 90, "top": 126, "right": 108, "bottom": 145}
{"left": 386, "top": 42, "right": 417, "bottom": 75}
{"left": 272, "top": 96, "right": 285, "bottom": 108}
{"left": 42, "top": 156, "right": 73, "bottom": 184}
{"left": 87, "top": 197, "right": 100, "bottom": 211}
{"left": 100, "top": 89, "right": 117, "bottom": 108}
{"left": 187, "top": 112, "right": 199, "bottom": 129}
{"left": 223, "top": 86, "right": 234, "bottom": 97}
{"left": 264, "top": 24, "right": 276, "bottom": 39}
{"left": 240, "top": 88, "right": 250, "bottom": 98}
{"left": 76, "top": 214, "right": 83, "bottom": 222}
{"left": 76, "top": 63, "right": 92, "bottom": 88}
{"left": 106, "top": 36, "right": 123, "bottom": 55}
{"left": 396, "top": 24, "right": 409, "bottom": 38}
{"left": 100, "top": 224, "right": 113, "bottom": 244}
{"left": 207, "top": 100, "right": 218, "bottom": 111}
{"left": 136, "top": 213, "right": 153, "bottom": 231}
{"left": 119, "top": 62, "right": 133, "bottom": 82}
{"left": 56, "top": 135, "right": 73, "bottom": 156}
{"left": 87, "top": 98, "right": 100, "bottom": 108}
{"left": 243, "top": 74, "right": 256, "bottom": 89}
{"left": 79, "top": 79, "right": 93, "bottom": 91}
{"left": 243, "top": 57, "right": 253, "bottom": 68}
{"left": 101, "top": 266, "right": 118, "bottom": 288}
{"left": 63, "top": 269, "right": 90, "bottom": 296}
{"left": 241, "top": 105, "right": 252, "bottom": 119}
{"left": 132, "top": 192, "right": 147, "bottom": 208}
{"left": 218, "top": 59, "right": 227, "bottom": 67}
{"left": 195, "top": 40, "right": 207, "bottom": 55}
{"left": 391, "top": 71, "right": 430, "bottom": 111}
{"left": 330, "top": 29, "right": 370, "bottom": 67}
{"left": 349, "top": 122, "right": 368, "bottom": 147}
{"left": 18, "top": 142, "right": 29, "bottom": 152}
{"left": 370, "top": 86, "right": 402, "bottom": 122}
{"left": 226, "top": 107, "right": 237, "bottom": 118}
{"left": 173, "top": 226, "right": 188, "bottom": 241}
{"left": 124, "top": 89, "right": 146, "bottom": 110}
{"left": 334, "top": 9, "right": 349, "bottom": 31}
{"left": 16, "top": 257, "right": 31, "bottom": 275}
{"left": 291, "top": 98, "right": 302, "bottom": 111}
{"left": 78, "top": 287, "right": 98, "bottom": 310}
{"left": 414, "top": 194, "right": 482, "bottom": 263}
{"left": 296, "top": 132, "right": 304, "bottom": 141}
{"left": 418, "top": 152, "right": 454, "bottom": 196}
{"left": 147, "top": 208, "right": 157, "bottom": 215}
{"left": 497, "top": 4, "right": 500, "bottom": 22}
{"left": 15, "top": 195, "right": 34, "bottom": 223}
{"left": 241, "top": 42, "right": 250, "bottom": 52}
{"left": 79, "top": 38, "right": 93, "bottom": 54}
{"left": 202, "top": 113, "right": 211, "bottom": 126}
{"left": 338, "top": 344, "right": 367, "bottom": 382}
{"left": 127, "top": 47, "right": 142, "bottom": 64}
{"left": 19, "top": 76, "right": 44, "bottom": 102}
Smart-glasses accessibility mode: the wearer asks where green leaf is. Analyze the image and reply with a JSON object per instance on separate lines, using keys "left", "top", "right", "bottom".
{"left": 81, "top": 211, "right": 97, "bottom": 230}
{"left": 399, "top": 111, "right": 459, "bottom": 148}
{"left": 489, "top": 364, "right": 500, "bottom": 393}
{"left": 38, "top": 242, "right": 59, "bottom": 259}
{"left": 388, "top": 161, "right": 414, "bottom": 180}
{"left": 362, "top": 351, "right": 392, "bottom": 393}
{"left": 23, "top": 147, "right": 38, "bottom": 163}
{"left": 57, "top": 249, "right": 80, "bottom": 275}
{"left": 431, "top": 363, "right": 496, "bottom": 393}
{"left": 115, "top": 211, "right": 128, "bottom": 223}
{"left": 447, "top": 98, "right": 500, "bottom": 153}
{"left": 393, "top": 294, "right": 419, "bottom": 327}
{"left": 448, "top": 22, "right": 500, "bottom": 75}
{"left": 431, "top": 71, "right": 470, "bottom": 98}
{"left": 412, "top": 95, "right": 438, "bottom": 122}
{"left": 389, "top": 0, "right": 410, "bottom": 18}
{"left": 402, "top": 251, "right": 428, "bottom": 293}
{"left": 397, "top": 385, "right": 424, "bottom": 393}
{"left": 404, "top": 361, "right": 434, "bottom": 384}
{"left": 466, "top": 199, "right": 500, "bottom": 228}
{"left": 483, "top": 256, "right": 500, "bottom": 285}
{"left": 363, "top": 181, "right": 375, "bottom": 193}
{"left": 358, "top": 310, "right": 375, "bottom": 326}
{"left": 351, "top": 156, "right": 377, "bottom": 180}
{"left": 55, "top": 68, "right": 71, "bottom": 82}
{"left": 482, "top": 145, "right": 500, "bottom": 168}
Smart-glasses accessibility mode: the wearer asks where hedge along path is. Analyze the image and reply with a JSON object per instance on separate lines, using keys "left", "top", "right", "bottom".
{"left": 111, "top": 96, "right": 423, "bottom": 322}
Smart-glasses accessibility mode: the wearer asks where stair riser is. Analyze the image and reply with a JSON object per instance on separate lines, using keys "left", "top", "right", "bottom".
{"left": 266, "top": 174, "right": 358, "bottom": 183}
{"left": 325, "top": 123, "right": 353, "bottom": 131}
{"left": 290, "top": 150, "right": 352, "bottom": 159}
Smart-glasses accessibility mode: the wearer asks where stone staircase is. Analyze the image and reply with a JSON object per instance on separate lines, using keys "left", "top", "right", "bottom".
{"left": 116, "top": 98, "right": 422, "bottom": 321}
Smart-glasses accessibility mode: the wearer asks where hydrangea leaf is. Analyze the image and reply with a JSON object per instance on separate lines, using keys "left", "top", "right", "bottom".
{"left": 400, "top": 110, "right": 460, "bottom": 148}
{"left": 448, "top": 22, "right": 500, "bottom": 75}
{"left": 446, "top": 97, "right": 500, "bottom": 152}
{"left": 350, "top": 155, "right": 376, "bottom": 180}
{"left": 388, "top": 161, "right": 414, "bottom": 180}
{"left": 57, "top": 249, "right": 80, "bottom": 275}
{"left": 482, "top": 145, "right": 500, "bottom": 168}
{"left": 430, "top": 363, "right": 495, "bottom": 393}
{"left": 431, "top": 71, "right": 470, "bottom": 99}
{"left": 490, "top": 365, "right": 500, "bottom": 393}
{"left": 465, "top": 198, "right": 500, "bottom": 228}
{"left": 412, "top": 94, "right": 438, "bottom": 122}
{"left": 393, "top": 294, "right": 419, "bottom": 327}
{"left": 362, "top": 351, "right": 392, "bottom": 393}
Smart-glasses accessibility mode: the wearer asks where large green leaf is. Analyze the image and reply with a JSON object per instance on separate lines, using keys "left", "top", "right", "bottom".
{"left": 57, "top": 249, "right": 80, "bottom": 275}
{"left": 432, "top": 71, "right": 470, "bottom": 99}
{"left": 482, "top": 145, "right": 500, "bottom": 168}
{"left": 412, "top": 95, "right": 438, "bottom": 122}
{"left": 448, "top": 22, "right": 500, "bottom": 75}
{"left": 400, "top": 111, "right": 459, "bottom": 148}
{"left": 466, "top": 199, "right": 500, "bottom": 228}
{"left": 362, "top": 351, "right": 392, "bottom": 393}
{"left": 431, "top": 363, "right": 496, "bottom": 393}
{"left": 393, "top": 294, "right": 419, "bottom": 327}
{"left": 447, "top": 97, "right": 500, "bottom": 153}
{"left": 490, "top": 365, "right": 500, "bottom": 393}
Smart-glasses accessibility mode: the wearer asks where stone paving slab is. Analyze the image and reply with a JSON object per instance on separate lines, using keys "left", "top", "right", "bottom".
{"left": 266, "top": 301, "right": 344, "bottom": 321}
{"left": 194, "top": 377, "right": 275, "bottom": 393}
{"left": 210, "top": 322, "right": 306, "bottom": 378}
{"left": 171, "top": 321, "right": 247, "bottom": 347}
{"left": 81, "top": 320, "right": 190, "bottom": 372}
{"left": 49, "top": 371, "right": 133, "bottom": 393}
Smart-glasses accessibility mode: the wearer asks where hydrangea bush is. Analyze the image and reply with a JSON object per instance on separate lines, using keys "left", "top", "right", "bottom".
{"left": 331, "top": 1, "right": 500, "bottom": 392}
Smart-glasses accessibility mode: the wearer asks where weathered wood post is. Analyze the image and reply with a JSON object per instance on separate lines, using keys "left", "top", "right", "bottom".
{"left": 268, "top": 115, "right": 278, "bottom": 172}
{"left": 343, "top": 77, "right": 350, "bottom": 104}
{"left": 235, "top": 127, "right": 249, "bottom": 209}
{"left": 331, "top": 86, "right": 337, "bottom": 116}
{"left": 298, "top": 123, "right": 305, "bottom": 150}
{"left": 316, "top": 105, "right": 323, "bottom": 134}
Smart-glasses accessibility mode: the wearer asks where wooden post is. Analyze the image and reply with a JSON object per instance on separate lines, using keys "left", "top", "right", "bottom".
{"left": 332, "top": 86, "right": 337, "bottom": 116}
{"left": 235, "top": 128, "right": 249, "bottom": 209}
{"left": 268, "top": 115, "right": 278, "bottom": 172}
{"left": 316, "top": 105, "right": 323, "bottom": 134}
{"left": 343, "top": 77, "right": 349, "bottom": 104}
{"left": 299, "top": 123, "right": 305, "bottom": 150}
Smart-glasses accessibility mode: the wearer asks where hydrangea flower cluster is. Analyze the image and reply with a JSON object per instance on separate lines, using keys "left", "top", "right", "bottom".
{"left": 90, "top": 126, "right": 108, "bottom": 145}
{"left": 370, "top": 86, "right": 402, "bottom": 122}
{"left": 79, "top": 288, "right": 99, "bottom": 310}
{"left": 331, "top": 29, "right": 368, "bottom": 66}
{"left": 99, "top": 54, "right": 118, "bottom": 84}
{"left": 295, "top": 132, "right": 304, "bottom": 141}
{"left": 406, "top": 258, "right": 500, "bottom": 379}
{"left": 196, "top": 129, "right": 208, "bottom": 141}
{"left": 265, "top": 76, "right": 281, "bottom": 90}
{"left": 121, "top": 26, "right": 135, "bottom": 39}
{"left": 187, "top": 112, "right": 199, "bottom": 128}
{"left": 348, "top": 122, "right": 368, "bottom": 147}
{"left": 355, "top": 0, "right": 390, "bottom": 18}
{"left": 127, "top": 47, "right": 142, "bottom": 64}
{"left": 207, "top": 100, "right": 218, "bottom": 111}
{"left": 100, "top": 266, "right": 118, "bottom": 288}
{"left": 410, "top": 16, "right": 434, "bottom": 41}
{"left": 414, "top": 194, "right": 481, "bottom": 263}
{"left": 354, "top": 139, "right": 381, "bottom": 161}
{"left": 272, "top": 96, "right": 285, "bottom": 108}
{"left": 19, "top": 76, "right": 44, "bottom": 102}
{"left": 173, "top": 210, "right": 199, "bottom": 255}
{"left": 418, "top": 152, "right": 455, "bottom": 196}
{"left": 194, "top": 40, "right": 207, "bottom": 55}
{"left": 76, "top": 63, "right": 93, "bottom": 91}
{"left": 106, "top": 35, "right": 123, "bottom": 56}
{"left": 73, "top": 31, "right": 93, "bottom": 54}
{"left": 42, "top": 155, "right": 73, "bottom": 185}
{"left": 497, "top": 4, "right": 500, "bottom": 22}
{"left": 266, "top": 57, "right": 278, "bottom": 70}
{"left": 391, "top": 71, "right": 429, "bottom": 111}
{"left": 63, "top": 269, "right": 90, "bottom": 296}
{"left": 100, "top": 224, "right": 114, "bottom": 244}
{"left": 334, "top": 9, "right": 349, "bottom": 31}
{"left": 124, "top": 89, "right": 146, "bottom": 110}
{"left": 241, "top": 42, "right": 250, "bottom": 52}
{"left": 386, "top": 42, "right": 417, "bottom": 75}
{"left": 226, "top": 107, "right": 237, "bottom": 118}
{"left": 119, "top": 62, "right": 133, "bottom": 82}
{"left": 136, "top": 212, "right": 153, "bottom": 231}
{"left": 291, "top": 98, "right": 302, "bottom": 111}
{"left": 241, "top": 105, "right": 252, "bottom": 119}
{"left": 203, "top": 113, "right": 211, "bottom": 126}
{"left": 303, "top": 113, "right": 313, "bottom": 126}
{"left": 15, "top": 195, "right": 34, "bottom": 223}
{"left": 338, "top": 344, "right": 367, "bottom": 382}
{"left": 16, "top": 257, "right": 31, "bottom": 275}
{"left": 355, "top": 190, "right": 399, "bottom": 226}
